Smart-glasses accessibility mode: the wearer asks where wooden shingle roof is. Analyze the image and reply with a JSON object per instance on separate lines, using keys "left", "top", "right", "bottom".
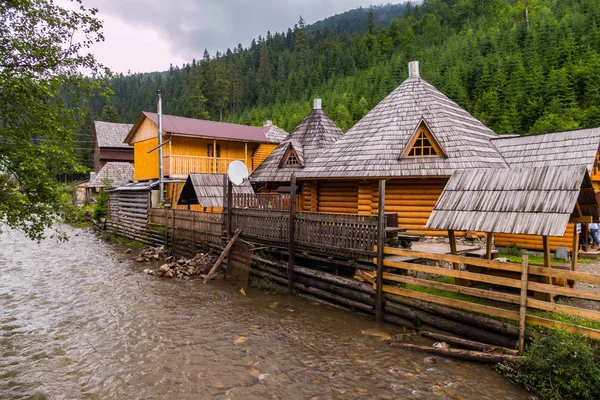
{"left": 298, "top": 63, "right": 507, "bottom": 179}
{"left": 251, "top": 106, "right": 343, "bottom": 183}
{"left": 86, "top": 162, "right": 134, "bottom": 188}
{"left": 177, "top": 173, "right": 254, "bottom": 208}
{"left": 426, "top": 166, "right": 597, "bottom": 236}
{"left": 491, "top": 128, "right": 600, "bottom": 172}
{"left": 94, "top": 121, "right": 134, "bottom": 148}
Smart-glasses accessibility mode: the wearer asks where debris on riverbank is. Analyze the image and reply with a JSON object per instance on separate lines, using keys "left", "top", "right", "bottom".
{"left": 133, "top": 246, "right": 170, "bottom": 262}
{"left": 141, "top": 249, "right": 219, "bottom": 280}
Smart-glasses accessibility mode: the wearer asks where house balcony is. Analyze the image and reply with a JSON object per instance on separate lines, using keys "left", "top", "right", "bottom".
{"left": 165, "top": 155, "right": 251, "bottom": 178}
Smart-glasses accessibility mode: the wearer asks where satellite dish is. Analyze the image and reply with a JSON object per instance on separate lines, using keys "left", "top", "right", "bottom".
{"left": 228, "top": 160, "right": 249, "bottom": 186}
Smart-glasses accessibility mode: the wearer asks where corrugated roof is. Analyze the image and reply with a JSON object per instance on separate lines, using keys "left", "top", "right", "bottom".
{"left": 125, "top": 112, "right": 288, "bottom": 144}
{"left": 177, "top": 173, "right": 254, "bottom": 208}
{"left": 94, "top": 121, "right": 134, "bottom": 148}
{"left": 251, "top": 109, "right": 343, "bottom": 183}
{"left": 86, "top": 162, "right": 134, "bottom": 188}
{"left": 492, "top": 128, "right": 600, "bottom": 172}
{"left": 426, "top": 166, "right": 597, "bottom": 236}
{"left": 108, "top": 180, "right": 159, "bottom": 192}
{"left": 298, "top": 75, "right": 507, "bottom": 179}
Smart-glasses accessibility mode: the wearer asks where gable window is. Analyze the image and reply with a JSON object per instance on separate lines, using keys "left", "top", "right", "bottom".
{"left": 286, "top": 152, "right": 300, "bottom": 166}
{"left": 401, "top": 119, "right": 446, "bottom": 159}
{"left": 408, "top": 130, "right": 438, "bottom": 156}
{"left": 208, "top": 143, "right": 221, "bottom": 158}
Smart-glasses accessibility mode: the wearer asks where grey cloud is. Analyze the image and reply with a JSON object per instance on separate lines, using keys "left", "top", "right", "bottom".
{"left": 88, "top": 0, "right": 373, "bottom": 62}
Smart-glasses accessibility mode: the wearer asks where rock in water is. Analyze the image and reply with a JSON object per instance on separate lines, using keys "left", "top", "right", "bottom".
{"left": 124, "top": 248, "right": 132, "bottom": 254}
{"left": 165, "top": 271, "right": 174, "bottom": 278}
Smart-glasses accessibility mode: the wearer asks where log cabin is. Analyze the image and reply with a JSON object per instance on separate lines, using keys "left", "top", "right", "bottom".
{"left": 93, "top": 121, "right": 134, "bottom": 173}
{"left": 250, "top": 99, "right": 343, "bottom": 197}
{"left": 297, "top": 61, "right": 600, "bottom": 251}
{"left": 124, "top": 112, "right": 287, "bottom": 209}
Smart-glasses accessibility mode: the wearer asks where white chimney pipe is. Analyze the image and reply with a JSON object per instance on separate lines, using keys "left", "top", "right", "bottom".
{"left": 313, "top": 99, "right": 322, "bottom": 110}
{"left": 408, "top": 61, "right": 420, "bottom": 78}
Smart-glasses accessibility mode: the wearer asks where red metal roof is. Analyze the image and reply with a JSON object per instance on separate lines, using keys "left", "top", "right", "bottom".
{"left": 140, "top": 112, "right": 273, "bottom": 143}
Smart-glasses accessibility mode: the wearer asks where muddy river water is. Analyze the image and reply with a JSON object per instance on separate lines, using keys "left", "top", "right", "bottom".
{"left": 0, "top": 226, "right": 528, "bottom": 399}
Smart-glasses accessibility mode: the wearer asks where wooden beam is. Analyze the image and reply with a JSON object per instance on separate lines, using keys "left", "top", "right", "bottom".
{"left": 244, "top": 142, "right": 248, "bottom": 171}
{"left": 575, "top": 201, "right": 583, "bottom": 217}
{"left": 518, "top": 255, "right": 529, "bottom": 354}
{"left": 542, "top": 236, "right": 553, "bottom": 303}
{"left": 572, "top": 223, "right": 580, "bottom": 273}
{"left": 203, "top": 229, "right": 241, "bottom": 283}
{"left": 570, "top": 216, "right": 593, "bottom": 223}
{"left": 376, "top": 179, "right": 386, "bottom": 323}
{"left": 486, "top": 232, "right": 493, "bottom": 260}
{"left": 288, "top": 173, "right": 297, "bottom": 294}
{"left": 213, "top": 139, "right": 217, "bottom": 173}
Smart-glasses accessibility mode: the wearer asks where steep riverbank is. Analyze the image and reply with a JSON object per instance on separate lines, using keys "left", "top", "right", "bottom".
{"left": 0, "top": 226, "right": 528, "bottom": 399}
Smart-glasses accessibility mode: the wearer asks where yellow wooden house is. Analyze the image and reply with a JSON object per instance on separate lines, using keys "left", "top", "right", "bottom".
{"left": 124, "top": 112, "right": 287, "bottom": 208}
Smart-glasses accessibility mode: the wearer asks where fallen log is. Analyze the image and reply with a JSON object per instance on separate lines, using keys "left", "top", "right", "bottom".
{"left": 203, "top": 229, "right": 241, "bottom": 283}
{"left": 386, "top": 295, "right": 522, "bottom": 339}
{"left": 385, "top": 301, "right": 517, "bottom": 349}
{"left": 419, "top": 331, "right": 519, "bottom": 356}
{"left": 389, "top": 342, "right": 521, "bottom": 364}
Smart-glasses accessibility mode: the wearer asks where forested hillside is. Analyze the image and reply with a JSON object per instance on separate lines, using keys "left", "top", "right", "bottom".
{"left": 305, "top": 3, "right": 408, "bottom": 35}
{"left": 88, "top": 0, "right": 600, "bottom": 142}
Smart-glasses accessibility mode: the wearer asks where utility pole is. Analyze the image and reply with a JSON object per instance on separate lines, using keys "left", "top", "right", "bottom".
{"left": 157, "top": 90, "right": 164, "bottom": 203}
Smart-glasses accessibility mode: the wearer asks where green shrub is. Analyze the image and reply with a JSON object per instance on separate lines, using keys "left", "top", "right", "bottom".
{"left": 502, "top": 329, "right": 600, "bottom": 400}
{"left": 503, "top": 243, "right": 523, "bottom": 256}
{"left": 92, "top": 189, "right": 110, "bottom": 220}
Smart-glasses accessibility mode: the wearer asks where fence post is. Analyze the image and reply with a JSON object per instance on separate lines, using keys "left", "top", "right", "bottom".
{"left": 192, "top": 212, "right": 196, "bottom": 253}
{"left": 288, "top": 173, "right": 297, "bottom": 294}
{"left": 376, "top": 179, "right": 386, "bottom": 323}
{"left": 227, "top": 179, "right": 233, "bottom": 240}
{"left": 170, "top": 207, "right": 175, "bottom": 250}
{"left": 222, "top": 174, "right": 228, "bottom": 238}
{"left": 518, "top": 255, "right": 529, "bottom": 354}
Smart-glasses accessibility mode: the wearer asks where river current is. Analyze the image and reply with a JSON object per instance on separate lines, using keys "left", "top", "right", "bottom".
{"left": 0, "top": 225, "right": 528, "bottom": 399}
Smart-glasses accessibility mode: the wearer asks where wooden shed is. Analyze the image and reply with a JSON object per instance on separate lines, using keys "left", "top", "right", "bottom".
{"left": 85, "top": 162, "right": 134, "bottom": 203}
{"left": 92, "top": 121, "right": 134, "bottom": 173}
{"left": 298, "top": 61, "right": 507, "bottom": 234}
{"left": 177, "top": 173, "right": 254, "bottom": 210}
{"left": 490, "top": 128, "right": 600, "bottom": 250}
{"left": 250, "top": 99, "right": 343, "bottom": 196}
{"left": 427, "top": 165, "right": 598, "bottom": 270}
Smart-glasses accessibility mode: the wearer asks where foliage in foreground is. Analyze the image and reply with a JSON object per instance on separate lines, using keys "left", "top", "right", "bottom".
{"left": 0, "top": 0, "right": 109, "bottom": 240}
{"left": 501, "top": 329, "right": 600, "bottom": 400}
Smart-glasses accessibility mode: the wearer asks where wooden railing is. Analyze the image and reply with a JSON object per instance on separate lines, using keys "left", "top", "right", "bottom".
{"left": 230, "top": 209, "right": 381, "bottom": 258}
{"left": 166, "top": 155, "right": 248, "bottom": 177}
{"left": 232, "top": 193, "right": 301, "bottom": 211}
{"left": 374, "top": 247, "right": 600, "bottom": 345}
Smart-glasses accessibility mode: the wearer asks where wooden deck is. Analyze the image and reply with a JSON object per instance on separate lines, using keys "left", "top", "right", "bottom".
{"left": 386, "top": 242, "right": 481, "bottom": 263}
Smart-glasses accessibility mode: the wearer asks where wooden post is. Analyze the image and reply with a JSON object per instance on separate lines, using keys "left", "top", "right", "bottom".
{"left": 192, "top": 212, "right": 196, "bottom": 253}
{"left": 518, "top": 255, "right": 529, "bottom": 354}
{"left": 376, "top": 179, "right": 386, "bottom": 323}
{"left": 244, "top": 142, "right": 248, "bottom": 171}
{"left": 542, "top": 236, "right": 553, "bottom": 303}
{"left": 572, "top": 223, "right": 580, "bottom": 272}
{"left": 222, "top": 174, "right": 228, "bottom": 237}
{"left": 486, "top": 232, "right": 493, "bottom": 260}
{"left": 213, "top": 139, "right": 217, "bottom": 173}
{"left": 449, "top": 230, "right": 468, "bottom": 286}
{"left": 227, "top": 179, "right": 233, "bottom": 240}
{"left": 170, "top": 207, "right": 175, "bottom": 250}
{"left": 288, "top": 173, "right": 297, "bottom": 294}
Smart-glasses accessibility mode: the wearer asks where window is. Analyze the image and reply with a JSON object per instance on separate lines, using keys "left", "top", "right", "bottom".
{"left": 207, "top": 143, "right": 221, "bottom": 157}
{"left": 408, "top": 130, "right": 438, "bottom": 157}
{"left": 286, "top": 152, "right": 300, "bottom": 166}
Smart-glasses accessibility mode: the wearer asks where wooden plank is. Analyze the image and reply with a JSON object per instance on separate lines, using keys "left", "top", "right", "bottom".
{"left": 203, "top": 229, "right": 241, "bottom": 283}
{"left": 527, "top": 296, "right": 600, "bottom": 322}
{"left": 486, "top": 232, "right": 493, "bottom": 260}
{"left": 518, "top": 255, "right": 529, "bottom": 354}
{"left": 380, "top": 284, "right": 521, "bottom": 320}
{"left": 381, "top": 259, "right": 521, "bottom": 288}
{"left": 376, "top": 179, "right": 386, "bottom": 323}
{"left": 526, "top": 315, "right": 600, "bottom": 341}
{"left": 569, "top": 216, "right": 593, "bottom": 223}
{"left": 527, "top": 280, "right": 600, "bottom": 301}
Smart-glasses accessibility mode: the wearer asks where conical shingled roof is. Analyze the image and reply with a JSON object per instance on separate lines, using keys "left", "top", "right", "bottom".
{"left": 298, "top": 64, "right": 508, "bottom": 179}
{"left": 251, "top": 107, "right": 343, "bottom": 183}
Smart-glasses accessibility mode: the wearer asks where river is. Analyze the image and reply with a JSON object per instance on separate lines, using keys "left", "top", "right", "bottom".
{"left": 0, "top": 225, "right": 528, "bottom": 399}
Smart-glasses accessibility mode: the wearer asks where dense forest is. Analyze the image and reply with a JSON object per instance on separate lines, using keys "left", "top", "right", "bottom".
{"left": 82, "top": 0, "right": 600, "bottom": 168}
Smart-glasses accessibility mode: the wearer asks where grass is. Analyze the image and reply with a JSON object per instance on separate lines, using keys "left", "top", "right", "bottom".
{"left": 401, "top": 276, "right": 490, "bottom": 306}
{"left": 250, "top": 276, "right": 276, "bottom": 291}
{"left": 528, "top": 309, "right": 600, "bottom": 331}
{"left": 99, "top": 232, "right": 145, "bottom": 249}
{"left": 499, "top": 253, "right": 596, "bottom": 265}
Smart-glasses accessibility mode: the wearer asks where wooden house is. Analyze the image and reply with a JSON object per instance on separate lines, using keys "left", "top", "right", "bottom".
{"left": 85, "top": 162, "right": 134, "bottom": 203}
{"left": 297, "top": 61, "right": 600, "bottom": 251}
{"left": 250, "top": 99, "right": 343, "bottom": 195}
{"left": 93, "top": 121, "right": 134, "bottom": 173}
{"left": 297, "top": 61, "right": 507, "bottom": 227}
{"left": 124, "top": 112, "right": 287, "bottom": 208}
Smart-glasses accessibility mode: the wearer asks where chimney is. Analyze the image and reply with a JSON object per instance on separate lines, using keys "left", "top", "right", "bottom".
{"left": 263, "top": 120, "right": 273, "bottom": 127}
{"left": 408, "top": 61, "right": 420, "bottom": 78}
{"left": 313, "top": 98, "right": 322, "bottom": 110}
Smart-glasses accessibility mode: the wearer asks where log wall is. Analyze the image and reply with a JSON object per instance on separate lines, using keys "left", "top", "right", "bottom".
{"left": 495, "top": 224, "right": 575, "bottom": 252}
{"left": 316, "top": 180, "right": 359, "bottom": 213}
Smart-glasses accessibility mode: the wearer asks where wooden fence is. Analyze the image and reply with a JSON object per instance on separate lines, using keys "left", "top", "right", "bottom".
{"left": 231, "top": 193, "right": 301, "bottom": 211}
{"left": 375, "top": 246, "right": 600, "bottom": 346}
{"left": 229, "top": 209, "right": 381, "bottom": 258}
{"left": 107, "top": 190, "right": 165, "bottom": 246}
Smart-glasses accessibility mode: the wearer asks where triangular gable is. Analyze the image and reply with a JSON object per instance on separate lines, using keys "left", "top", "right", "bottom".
{"left": 400, "top": 118, "right": 446, "bottom": 158}
{"left": 280, "top": 143, "right": 304, "bottom": 167}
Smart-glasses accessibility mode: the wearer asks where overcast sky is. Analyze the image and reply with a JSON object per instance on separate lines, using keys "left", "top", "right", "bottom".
{"left": 59, "top": 0, "right": 382, "bottom": 74}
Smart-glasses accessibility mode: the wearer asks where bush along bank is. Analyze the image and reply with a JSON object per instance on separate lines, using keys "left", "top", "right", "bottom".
{"left": 499, "top": 329, "right": 600, "bottom": 400}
